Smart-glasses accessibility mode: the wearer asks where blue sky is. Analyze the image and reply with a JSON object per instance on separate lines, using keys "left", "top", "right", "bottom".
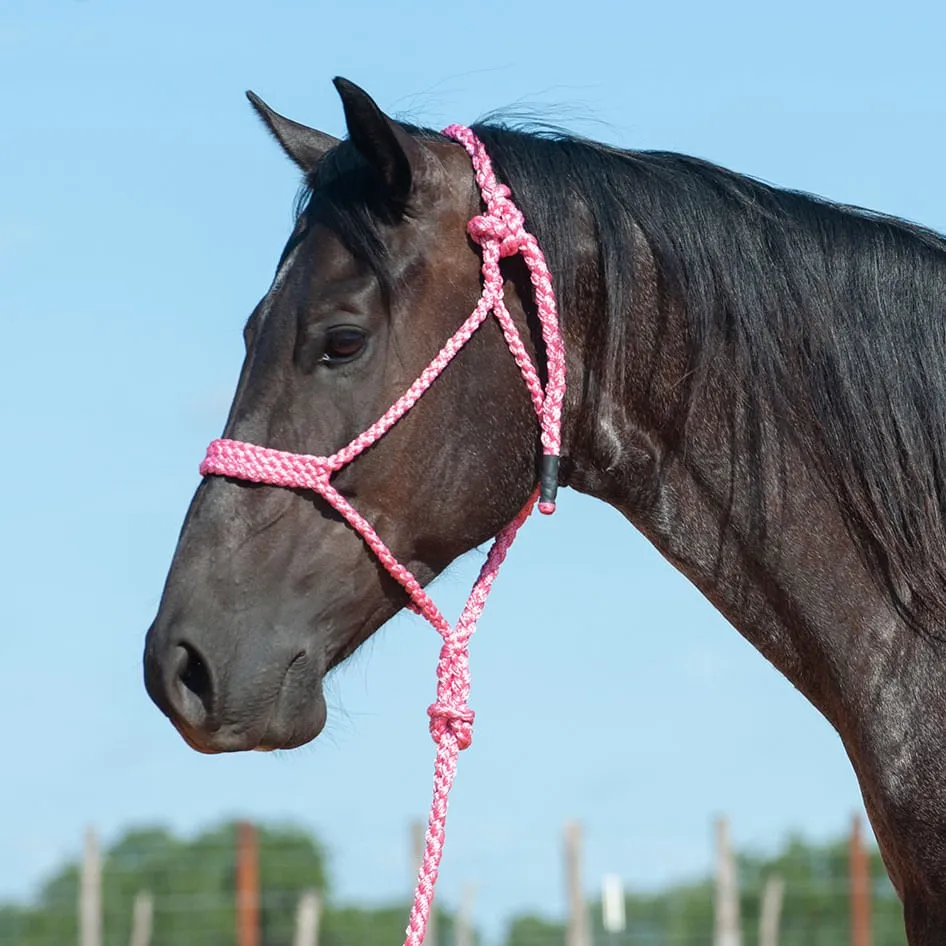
{"left": 3, "top": 0, "right": 945, "bottom": 940}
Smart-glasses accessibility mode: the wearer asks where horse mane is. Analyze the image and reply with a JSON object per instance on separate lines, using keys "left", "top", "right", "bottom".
{"left": 295, "top": 120, "right": 946, "bottom": 632}
{"left": 471, "top": 122, "right": 946, "bottom": 632}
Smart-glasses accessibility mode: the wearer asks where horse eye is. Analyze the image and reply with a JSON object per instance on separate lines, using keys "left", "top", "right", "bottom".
{"left": 322, "top": 327, "right": 367, "bottom": 364}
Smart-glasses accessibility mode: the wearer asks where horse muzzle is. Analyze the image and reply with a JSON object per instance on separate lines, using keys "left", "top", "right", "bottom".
{"left": 143, "top": 618, "right": 327, "bottom": 753}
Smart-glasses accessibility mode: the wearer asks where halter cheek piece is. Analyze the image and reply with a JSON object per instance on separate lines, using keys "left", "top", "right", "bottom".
{"left": 199, "top": 125, "right": 566, "bottom": 946}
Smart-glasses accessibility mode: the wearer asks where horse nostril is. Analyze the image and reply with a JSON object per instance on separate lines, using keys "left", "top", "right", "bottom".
{"left": 179, "top": 643, "right": 210, "bottom": 697}
{"left": 171, "top": 642, "right": 215, "bottom": 728}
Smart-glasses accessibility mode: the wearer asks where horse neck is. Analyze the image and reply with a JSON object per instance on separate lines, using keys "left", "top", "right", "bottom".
{"left": 558, "top": 240, "right": 902, "bottom": 735}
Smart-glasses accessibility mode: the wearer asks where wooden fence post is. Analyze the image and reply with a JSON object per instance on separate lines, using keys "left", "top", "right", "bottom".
{"left": 293, "top": 889, "right": 321, "bottom": 946}
{"left": 758, "top": 875, "right": 784, "bottom": 946}
{"left": 454, "top": 883, "right": 476, "bottom": 946}
{"left": 850, "top": 814, "right": 872, "bottom": 946}
{"left": 79, "top": 826, "right": 102, "bottom": 946}
{"left": 714, "top": 816, "right": 741, "bottom": 946}
{"left": 236, "top": 821, "right": 260, "bottom": 946}
{"left": 129, "top": 891, "right": 153, "bottom": 946}
{"left": 410, "top": 819, "right": 436, "bottom": 946}
{"left": 564, "top": 821, "right": 590, "bottom": 946}
{"left": 602, "top": 874, "right": 626, "bottom": 939}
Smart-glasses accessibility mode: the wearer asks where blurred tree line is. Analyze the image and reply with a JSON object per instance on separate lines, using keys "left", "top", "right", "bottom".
{"left": 0, "top": 821, "right": 452, "bottom": 946}
{"left": 0, "top": 823, "right": 906, "bottom": 945}
{"left": 507, "top": 833, "right": 906, "bottom": 946}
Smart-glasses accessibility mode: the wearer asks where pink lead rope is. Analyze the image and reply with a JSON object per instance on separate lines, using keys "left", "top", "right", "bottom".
{"left": 200, "top": 125, "right": 566, "bottom": 945}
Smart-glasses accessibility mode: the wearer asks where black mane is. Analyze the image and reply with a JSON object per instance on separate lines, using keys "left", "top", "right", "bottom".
{"left": 303, "top": 122, "right": 946, "bottom": 631}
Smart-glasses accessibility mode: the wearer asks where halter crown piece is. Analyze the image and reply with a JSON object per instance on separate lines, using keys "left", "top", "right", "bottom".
{"left": 200, "top": 125, "right": 566, "bottom": 945}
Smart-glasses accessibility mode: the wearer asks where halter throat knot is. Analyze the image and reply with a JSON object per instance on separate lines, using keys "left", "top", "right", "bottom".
{"left": 427, "top": 702, "right": 475, "bottom": 751}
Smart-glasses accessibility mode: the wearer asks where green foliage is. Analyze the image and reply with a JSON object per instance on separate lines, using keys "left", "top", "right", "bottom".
{"left": 0, "top": 822, "right": 326, "bottom": 946}
{"left": 0, "top": 905, "right": 32, "bottom": 944}
{"left": 321, "top": 904, "right": 454, "bottom": 946}
{"left": 505, "top": 833, "right": 907, "bottom": 946}
{"left": 0, "top": 822, "right": 908, "bottom": 946}
{"left": 505, "top": 913, "right": 566, "bottom": 946}
{"left": 732, "top": 833, "right": 904, "bottom": 946}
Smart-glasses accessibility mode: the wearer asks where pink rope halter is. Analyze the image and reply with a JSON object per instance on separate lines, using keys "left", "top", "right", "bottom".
{"left": 200, "top": 125, "right": 566, "bottom": 945}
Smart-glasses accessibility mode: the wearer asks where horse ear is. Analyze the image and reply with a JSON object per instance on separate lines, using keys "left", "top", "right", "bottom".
{"left": 246, "top": 91, "right": 339, "bottom": 172}
{"left": 332, "top": 77, "right": 418, "bottom": 203}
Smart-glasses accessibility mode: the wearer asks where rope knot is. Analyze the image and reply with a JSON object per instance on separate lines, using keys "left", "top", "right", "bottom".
{"left": 427, "top": 702, "right": 475, "bottom": 750}
{"left": 467, "top": 185, "right": 527, "bottom": 258}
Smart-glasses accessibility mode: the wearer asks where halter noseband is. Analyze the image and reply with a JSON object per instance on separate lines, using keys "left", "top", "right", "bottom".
{"left": 199, "top": 125, "right": 566, "bottom": 946}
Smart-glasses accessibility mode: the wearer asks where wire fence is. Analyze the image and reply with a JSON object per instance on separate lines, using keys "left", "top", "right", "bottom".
{"left": 0, "top": 819, "right": 910, "bottom": 946}
{"left": 0, "top": 884, "right": 910, "bottom": 946}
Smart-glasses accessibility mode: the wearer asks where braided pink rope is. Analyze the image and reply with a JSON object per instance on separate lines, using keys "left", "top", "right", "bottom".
{"left": 200, "top": 125, "right": 565, "bottom": 946}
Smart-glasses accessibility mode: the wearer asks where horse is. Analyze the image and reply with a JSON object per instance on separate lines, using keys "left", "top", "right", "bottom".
{"left": 143, "top": 77, "right": 946, "bottom": 943}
